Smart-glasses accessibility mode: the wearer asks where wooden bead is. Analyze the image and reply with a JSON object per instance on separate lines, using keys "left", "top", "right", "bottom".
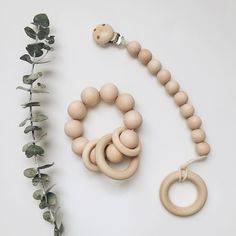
{"left": 126, "top": 41, "right": 141, "bottom": 57}
{"left": 165, "top": 80, "right": 180, "bottom": 96}
{"left": 120, "top": 130, "right": 139, "bottom": 149}
{"left": 89, "top": 148, "right": 97, "bottom": 165}
{"left": 157, "top": 69, "right": 171, "bottom": 85}
{"left": 196, "top": 142, "right": 210, "bottom": 156}
{"left": 147, "top": 59, "right": 161, "bottom": 75}
{"left": 64, "top": 120, "right": 83, "bottom": 139}
{"left": 81, "top": 87, "right": 100, "bottom": 107}
{"left": 93, "top": 24, "right": 114, "bottom": 47}
{"left": 100, "top": 83, "right": 119, "bottom": 103}
{"left": 138, "top": 49, "right": 152, "bottom": 65}
{"left": 191, "top": 129, "right": 206, "bottom": 143}
{"left": 174, "top": 91, "right": 188, "bottom": 106}
{"left": 106, "top": 144, "right": 124, "bottom": 163}
{"left": 67, "top": 100, "right": 87, "bottom": 120}
{"left": 116, "top": 93, "right": 135, "bottom": 112}
{"left": 187, "top": 115, "right": 202, "bottom": 130}
{"left": 124, "top": 110, "right": 143, "bottom": 130}
{"left": 72, "top": 137, "right": 88, "bottom": 155}
{"left": 180, "top": 104, "right": 195, "bottom": 118}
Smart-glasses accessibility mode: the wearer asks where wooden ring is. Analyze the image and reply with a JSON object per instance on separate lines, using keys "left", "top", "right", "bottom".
{"left": 82, "top": 139, "right": 100, "bottom": 172}
{"left": 112, "top": 127, "right": 141, "bottom": 157}
{"left": 96, "top": 133, "right": 140, "bottom": 180}
{"left": 159, "top": 170, "right": 207, "bottom": 216}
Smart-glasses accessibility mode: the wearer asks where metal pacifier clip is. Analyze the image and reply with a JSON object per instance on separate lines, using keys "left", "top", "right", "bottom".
{"left": 92, "top": 23, "right": 210, "bottom": 217}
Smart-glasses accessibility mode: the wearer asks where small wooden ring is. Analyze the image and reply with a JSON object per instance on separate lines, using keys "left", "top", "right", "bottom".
{"left": 82, "top": 139, "right": 100, "bottom": 172}
{"left": 159, "top": 170, "right": 207, "bottom": 217}
{"left": 112, "top": 127, "right": 141, "bottom": 157}
{"left": 96, "top": 133, "right": 140, "bottom": 180}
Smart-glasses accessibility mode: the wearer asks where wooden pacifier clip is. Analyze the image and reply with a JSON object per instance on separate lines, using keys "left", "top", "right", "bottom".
{"left": 92, "top": 24, "right": 210, "bottom": 217}
{"left": 64, "top": 83, "right": 143, "bottom": 180}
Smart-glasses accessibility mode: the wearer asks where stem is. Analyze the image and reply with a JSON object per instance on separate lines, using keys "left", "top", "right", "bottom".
{"left": 28, "top": 25, "right": 55, "bottom": 224}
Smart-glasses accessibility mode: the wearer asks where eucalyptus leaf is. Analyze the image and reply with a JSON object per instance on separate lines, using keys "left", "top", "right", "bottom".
{"left": 22, "top": 142, "right": 33, "bottom": 152}
{"left": 47, "top": 36, "right": 55, "bottom": 44}
{"left": 16, "top": 86, "right": 30, "bottom": 92}
{"left": 38, "top": 27, "right": 50, "bottom": 40}
{"left": 23, "top": 168, "right": 37, "bottom": 178}
{"left": 38, "top": 162, "right": 54, "bottom": 170}
{"left": 24, "top": 125, "right": 42, "bottom": 134}
{"left": 43, "top": 44, "right": 51, "bottom": 51}
{"left": 23, "top": 72, "right": 42, "bottom": 84}
{"left": 20, "top": 54, "right": 33, "bottom": 64}
{"left": 33, "top": 14, "right": 50, "bottom": 27}
{"left": 39, "top": 197, "right": 48, "bottom": 209}
{"left": 33, "top": 189, "right": 44, "bottom": 200}
{"left": 25, "top": 144, "right": 44, "bottom": 158}
{"left": 24, "top": 27, "right": 36, "bottom": 39}
{"left": 43, "top": 211, "right": 53, "bottom": 223}
{"left": 26, "top": 43, "right": 44, "bottom": 57}
{"left": 32, "top": 173, "right": 50, "bottom": 186}
{"left": 31, "top": 88, "right": 49, "bottom": 94}
{"left": 31, "top": 114, "right": 48, "bottom": 122}
{"left": 19, "top": 118, "right": 30, "bottom": 127}
{"left": 21, "top": 102, "right": 40, "bottom": 108}
{"left": 46, "top": 192, "right": 57, "bottom": 206}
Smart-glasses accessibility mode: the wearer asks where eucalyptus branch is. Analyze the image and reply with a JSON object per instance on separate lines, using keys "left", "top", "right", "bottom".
{"left": 18, "top": 13, "right": 63, "bottom": 236}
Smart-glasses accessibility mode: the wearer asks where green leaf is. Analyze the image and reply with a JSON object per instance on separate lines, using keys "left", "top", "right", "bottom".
{"left": 33, "top": 14, "right": 50, "bottom": 27}
{"left": 31, "top": 88, "right": 49, "bottom": 94}
{"left": 23, "top": 168, "right": 37, "bottom": 178}
{"left": 16, "top": 86, "right": 30, "bottom": 92}
{"left": 26, "top": 43, "right": 44, "bottom": 57}
{"left": 31, "top": 114, "right": 48, "bottom": 122}
{"left": 46, "top": 192, "right": 57, "bottom": 206}
{"left": 22, "top": 142, "right": 33, "bottom": 152}
{"left": 47, "top": 36, "right": 55, "bottom": 44}
{"left": 43, "top": 44, "right": 51, "bottom": 51}
{"left": 33, "top": 189, "right": 44, "bottom": 200}
{"left": 43, "top": 211, "right": 53, "bottom": 223}
{"left": 38, "top": 27, "right": 50, "bottom": 40}
{"left": 39, "top": 197, "right": 48, "bottom": 209}
{"left": 19, "top": 118, "right": 30, "bottom": 127}
{"left": 25, "top": 144, "right": 44, "bottom": 158}
{"left": 21, "top": 102, "right": 40, "bottom": 108}
{"left": 24, "top": 125, "right": 42, "bottom": 134}
{"left": 32, "top": 173, "right": 50, "bottom": 186}
{"left": 38, "top": 162, "right": 54, "bottom": 170}
{"left": 23, "top": 72, "right": 43, "bottom": 84}
{"left": 20, "top": 54, "right": 32, "bottom": 64}
{"left": 24, "top": 27, "right": 36, "bottom": 39}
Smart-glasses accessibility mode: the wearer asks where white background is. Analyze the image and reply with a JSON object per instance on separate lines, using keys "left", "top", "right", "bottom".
{"left": 0, "top": 0, "right": 235, "bottom": 235}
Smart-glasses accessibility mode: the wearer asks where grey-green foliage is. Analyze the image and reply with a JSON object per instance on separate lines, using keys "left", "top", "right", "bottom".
{"left": 18, "top": 13, "right": 63, "bottom": 235}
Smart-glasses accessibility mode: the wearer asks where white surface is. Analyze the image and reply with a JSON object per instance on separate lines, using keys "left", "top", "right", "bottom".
{"left": 0, "top": 0, "right": 236, "bottom": 235}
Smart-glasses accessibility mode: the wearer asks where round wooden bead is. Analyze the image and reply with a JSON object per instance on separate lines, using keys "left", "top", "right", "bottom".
{"left": 138, "top": 49, "right": 152, "bottom": 65}
{"left": 180, "top": 104, "right": 195, "bottom": 118}
{"left": 120, "top": 130, "right": 139, "bottom": 149}
{"left": 147, "top": 59, "right": 161, "bottom": 75}
{"left": 64, "top": 120, "right": 83, "bottom": 139}
{"left": 89, "top": 148, "right": 97, "bottom": 165}
{"left": 191, "top": 129, "right": 206, "bottom": 143}
{"left": 174, "top": 91, "right": 188, "bottom": 106}
{"left": 106, "top": 144, "right": 124, "bottom": 163}
{"left": 100, "top": 83, "right": 119, "bottom": 103}
{"left": 67, "top": 100, "right": 87, "bottom": 120}
{"left": 126, "top": 41, "right": 141, "bottom": 57}
{"left": 93, "top": 24, "right": 114, "bottom": 46}
{"left": 165, "top": 80, "right": 180, "bottom": 96}
{"left": 116, "top": 93, "right": 135, "bottom": 112}
{"left": 72, "top": 137, "right": 88, "bottom": 155}
{"left": 196, "top": 142, "right": 210, "bottom": 156}
{"left": 157, "top": 69, "right": 171, "bottom": 85}
{"left": 124, "top": 110, "right": 143, "bottom": 130}
{"left": 187, "top": 115, "right": 202, "bottom": 130}
{"left": 81, "top": 87, "right": 100, "bottom": 107}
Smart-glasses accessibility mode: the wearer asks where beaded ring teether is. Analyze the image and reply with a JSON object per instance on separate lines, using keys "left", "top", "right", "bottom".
{"left": 64, "top": 84, "right": 143, "bottom": 180}
{"left": 93, "top": 24, "right": 210, "bottom": 216}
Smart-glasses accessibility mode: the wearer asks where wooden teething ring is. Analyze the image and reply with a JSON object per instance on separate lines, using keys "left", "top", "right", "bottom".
{"left": 159, "top": 170, "right": 207, "bottom": 217}
{"left": 64, "top": 84, "right": 143, "bottom": 180}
